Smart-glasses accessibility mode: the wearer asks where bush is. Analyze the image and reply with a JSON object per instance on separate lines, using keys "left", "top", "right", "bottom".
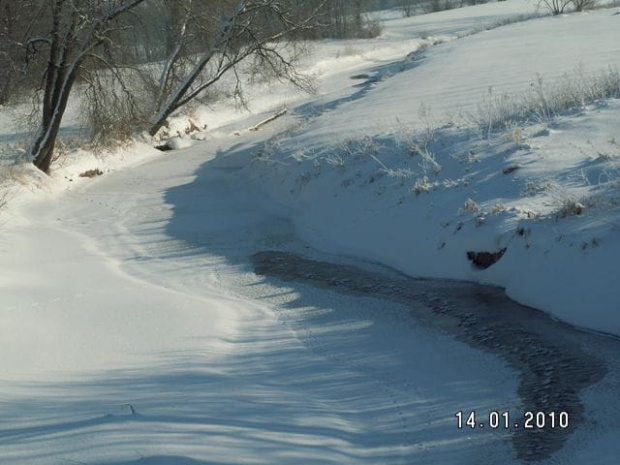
{"left": 80, "top": 67, "right": 148, "bottom": 150}
{"left": 539, "top": 0, "right": 573, "bottom": 14}
{"left": 358, "top": 17, "right": 384, "bottom": 39}
{"left": 572, "top": 0, "right": 596, "bottom": 10}
{"left": 469, "top": 66, "right": 620, "bottom": 136}
{"left": 557, "top": 199, "right": 586, "bottom": 218}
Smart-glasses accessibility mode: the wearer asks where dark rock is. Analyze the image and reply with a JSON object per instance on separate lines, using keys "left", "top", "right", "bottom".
{"left": 467, "top": 248, "right": 507, "bottom": 269}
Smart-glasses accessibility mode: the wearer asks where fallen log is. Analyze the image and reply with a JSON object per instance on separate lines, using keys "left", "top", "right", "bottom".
{"left": 248, "top": 108, "right": 288, "bottom": 132}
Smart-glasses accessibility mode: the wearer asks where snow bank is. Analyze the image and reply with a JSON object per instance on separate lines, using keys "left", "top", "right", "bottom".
{"left": 237, "top": 7, "right": 620, "bottom": 336}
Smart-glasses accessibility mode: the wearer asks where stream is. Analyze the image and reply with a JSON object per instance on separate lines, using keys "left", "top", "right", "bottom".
{"left": 251, "top": 250, "right": 616, "bottom": 461}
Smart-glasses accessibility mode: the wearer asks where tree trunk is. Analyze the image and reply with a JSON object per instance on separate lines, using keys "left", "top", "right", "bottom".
{"left": 148, "top": 111, "right": 172, "bottom": 137}
{"left": 147, "top": 0, "right": 249, "bottom": 137}
{"left": 33, "top": 132, "right": 57, "bottom": 173}
{"left": 31, "top": 69, "right": 77, "bottom": 173}
{"left": 25, "top": 0, "right": 147, "bottom": 173}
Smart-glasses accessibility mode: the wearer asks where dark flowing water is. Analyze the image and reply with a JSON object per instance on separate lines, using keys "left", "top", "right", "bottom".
{"left": 252, "top": 251, "right": 612, "bottom": 462}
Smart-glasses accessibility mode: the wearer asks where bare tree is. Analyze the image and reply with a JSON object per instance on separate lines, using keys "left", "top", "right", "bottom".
{"left": 14, "top": 0, "right": 384, "bottom": 172}
{"left": 0, "top": 0, "right": 37, "bottom": 104}
{"left": 572, "top": 0, "right": 595, "bottom": 11}
{"left": 400, "top": 0, "right": 416, "bottom": 17}
{"left": 144, "top": 0, "right": 329, "bottom": 137}
{"left": 0, "top": 0, "right": 15, "bottom": 104}
{"left": 539, "top": 0, "right": 573, "bottom": 14}
{"left": 24, "top": 0, "right": 146, "bottom": 173}
{"left": 352, "top": 0, "right": 368, "bottom": 30}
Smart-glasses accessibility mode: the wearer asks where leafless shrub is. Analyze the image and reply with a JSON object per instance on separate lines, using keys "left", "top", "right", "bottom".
{"left": 523, "top": 180, "right": 556, "bottom": 197}
{"left": 490, "top": 202, "right": 509, "bottom": 215}
{"left": 556, "top": 198, "right": 586, "bottom": 218}
{"left": 382, "top": 167, "right": 415, "bottom": 185}
{"left": 340, "top": 136, "right": 382, "bottom": 159}
{"left": 253, "top": 137, "right": 284, "bottom": 164}
{"left": 539, "top": 0, "right": 573, "bottom": 14}
{"left": 396, "top": 108, "right": 435, "bottom": 149}
{"left": 470, "top": 66, "right": 620, "bottom": 136}
{"left": 412, "top": 175, "right": 435, "bottom": 195}
{"left": 572, "top": 138, "right": 620, "bottom": 161}
{"left": 326, "top": 153, "right": 346, "bottom": 169}
{"left": 461, "top": 198, "right": 480, "bottom": 214}
{"left": 502, "top": 126, "right": 529, "bottom": 149}
{"left": 471, "top": 12, "right": 550, "bottom": 33}
{"left": 81, "top": 67, "right": 147, "bottom": 150}
{"left": 426, "top": 0, "right": 454, "bottom": 13}
{"left": 395, "top": 114, "right": 442, "bottom": 176}
{"left": 587, "top": 0, "right": 620, "bottom": 9}
{"left": 400, "top": 1, "right": 416, "bottom": 17}
{"left": 357, "top": 18, "right": 384, "bottom": 39}
{"left": 50, "top": 136, "right": 85, "bottom": 169}
{"left": 572, "top": 0, "right": 596, "bottom": 10}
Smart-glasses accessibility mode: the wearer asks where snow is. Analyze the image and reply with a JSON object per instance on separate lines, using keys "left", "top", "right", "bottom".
{"left": 237, "top": 5, "right": 620, "bottom": 336}
{"left": 2, "top": 1, "right": 620, "bottom": 464}
{"left": 1, "top": 125, "right": 524, "bottom": 465}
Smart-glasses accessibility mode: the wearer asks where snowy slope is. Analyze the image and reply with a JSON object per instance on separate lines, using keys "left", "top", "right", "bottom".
{"left": 237, "top": 6, "right": 620, "bottom": 336}
{"left": 279, "top": 9, "right": 620, "bottom": 152}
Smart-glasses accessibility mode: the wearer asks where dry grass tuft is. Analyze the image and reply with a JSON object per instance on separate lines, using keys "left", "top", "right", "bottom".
{"left": 79, "top": 168, "right": 104, "bottom": 178}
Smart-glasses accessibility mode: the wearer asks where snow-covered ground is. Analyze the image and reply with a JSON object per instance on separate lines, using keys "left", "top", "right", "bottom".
{"left": 0, "top": 132, "right": 521, "bottom": 464}
{"left": 2, "top": 1, "right": 620, "bottom": 464}
{"left": 3, "top": 110, "right": 619, "bottom": 465}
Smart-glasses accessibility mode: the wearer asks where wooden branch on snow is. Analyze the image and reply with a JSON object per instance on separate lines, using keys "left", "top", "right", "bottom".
{"left": 248, "top": 108, "right": 288, "bottom": 132}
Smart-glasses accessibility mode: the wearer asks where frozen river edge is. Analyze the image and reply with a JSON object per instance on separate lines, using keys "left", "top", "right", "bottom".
{"left": 252, "top": 250, "right": 616, "bottom": 461}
